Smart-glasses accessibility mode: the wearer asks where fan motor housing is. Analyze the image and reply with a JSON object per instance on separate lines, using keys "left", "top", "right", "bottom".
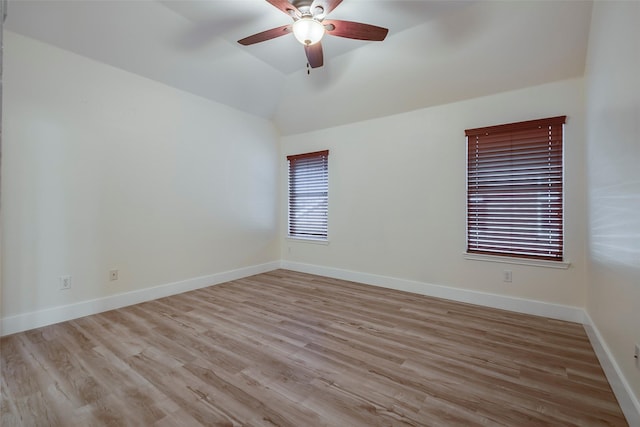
{"left": 291, "top": 0, "right": 314, "bottom": 8}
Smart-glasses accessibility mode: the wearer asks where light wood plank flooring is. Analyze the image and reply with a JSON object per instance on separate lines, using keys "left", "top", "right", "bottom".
{"left": 1, "top": 270, "right": 628, "bottom": 426}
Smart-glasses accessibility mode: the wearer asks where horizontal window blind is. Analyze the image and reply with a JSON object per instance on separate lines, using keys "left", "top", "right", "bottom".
{"left": 287, "top": 150, "right": 329, "bottom": 239}
{"left": 466, "top": 116, "right": 565, "bottom": 261}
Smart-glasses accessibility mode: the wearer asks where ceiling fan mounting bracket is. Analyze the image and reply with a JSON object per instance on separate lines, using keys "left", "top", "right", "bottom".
{"left": 291, "top": 0, "right": 325, "bottom": 18}
{"left": 291, "top": 0, "right": 313, "bottom": 9}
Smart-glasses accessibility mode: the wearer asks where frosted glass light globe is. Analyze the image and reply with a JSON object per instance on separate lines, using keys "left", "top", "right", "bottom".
{"left": 292, "top": 17, "right": 325, "bottom": 46}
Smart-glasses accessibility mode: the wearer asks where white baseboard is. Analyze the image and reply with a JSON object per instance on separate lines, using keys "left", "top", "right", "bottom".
{"left": 583, "top": 313, "right": 640, "bottom": 426}
{"left": 280, "top": 261, "right": 584, "bottom": 323}
{"left": 0, "top": 261, "right": 280, "bottom": 337}
{"left": 1, "top": 260, "right": 582, "bottom": 335}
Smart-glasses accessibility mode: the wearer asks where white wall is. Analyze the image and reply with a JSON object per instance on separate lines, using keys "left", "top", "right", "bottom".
{"left": 1, "top": 32, "right": 280, "bottom": 323}
{"left": 281, "top": 78, "right": 587, "bottom": 308}
{"left": 585, "top": 1, "right": 640, "bottom": 408}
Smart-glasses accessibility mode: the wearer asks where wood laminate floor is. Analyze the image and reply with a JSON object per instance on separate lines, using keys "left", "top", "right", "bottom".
{"left": 1, "top": 270, "right": 628, "bottom": 426}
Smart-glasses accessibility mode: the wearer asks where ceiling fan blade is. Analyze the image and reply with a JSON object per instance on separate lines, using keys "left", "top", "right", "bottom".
{"left": 266, "top": 0, "right": 301, "bottom": 18}
{"left": 305, "top": 43, "right": 324, "bottom": 68}
{"left": 238, "top": 24, "right": 292, "bottom": 46}
{"left": 311, "top": 0, "right": 343, "bottom": 17}
{"left": 324, "top": 20, "right": 389, "bottom": 41}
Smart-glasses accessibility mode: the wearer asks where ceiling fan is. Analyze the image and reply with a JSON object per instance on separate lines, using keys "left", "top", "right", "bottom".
{"left": 238, "top": 0, "right": 389, "bottom": 69}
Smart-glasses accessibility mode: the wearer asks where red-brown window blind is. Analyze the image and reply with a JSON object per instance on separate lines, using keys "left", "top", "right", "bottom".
{"left": 466, "top": 116, "right": 565, "bottom": 261}
{"left": 287, "top": 150, "right": 329, "bottom": 239}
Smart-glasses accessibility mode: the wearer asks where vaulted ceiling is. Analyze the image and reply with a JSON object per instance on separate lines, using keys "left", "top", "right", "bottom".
{"left": 5, "top": 0, "right": 592, "bottom": 135}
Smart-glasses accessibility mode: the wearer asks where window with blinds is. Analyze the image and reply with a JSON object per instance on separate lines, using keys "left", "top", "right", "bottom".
{"left": 287, "top": 150, "right": 329, "bottom": 240}
{"left": 466, "top": 116, "right": 565, "bottom": 261}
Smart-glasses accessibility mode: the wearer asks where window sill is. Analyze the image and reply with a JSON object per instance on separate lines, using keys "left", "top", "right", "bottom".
{"left": 287, "top": 237, "right": 330, "bottom": 245}
{"left": 464, "top": 253, "right": 570, "bottom": 269}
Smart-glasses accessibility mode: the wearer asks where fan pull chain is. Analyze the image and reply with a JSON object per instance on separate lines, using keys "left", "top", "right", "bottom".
{"left": 307, "top": 62, "right": 310, "bottom": 75}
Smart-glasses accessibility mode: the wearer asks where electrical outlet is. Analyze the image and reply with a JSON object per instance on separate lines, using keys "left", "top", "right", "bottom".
{"left": 109, "top": 269, "right": 119, "bottom": 281}
{"left": 503, "top": 270, "right": 512, "bottom": 283}
{"left": 59, "top": 275, "right": 71, "bottom": 290}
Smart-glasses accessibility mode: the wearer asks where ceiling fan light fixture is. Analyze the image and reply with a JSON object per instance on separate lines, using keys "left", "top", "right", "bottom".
{"left": 238, "top": 0, "right": 389, "bottom": 70}
{"left": 292, "top": 17, "right": 325, "bottom": 46}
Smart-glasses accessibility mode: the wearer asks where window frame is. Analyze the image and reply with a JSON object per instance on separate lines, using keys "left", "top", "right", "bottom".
{"left": 465, "top": 116, "right": 566, "bottom": 264}
{"left": 286, "top": 150, "right": 329, "bottom": 241}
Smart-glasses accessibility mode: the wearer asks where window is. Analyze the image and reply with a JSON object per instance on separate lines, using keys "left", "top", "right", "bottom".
{"left": 466, "top": 116, "right": 565, "bottom": 261}
{"left": 287, "top": 150, "right": 329, "bottom": 240}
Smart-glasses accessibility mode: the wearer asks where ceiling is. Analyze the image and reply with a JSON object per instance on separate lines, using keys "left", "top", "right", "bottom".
{"left": 5, "top": 0, "right": 593, "bottom": 135}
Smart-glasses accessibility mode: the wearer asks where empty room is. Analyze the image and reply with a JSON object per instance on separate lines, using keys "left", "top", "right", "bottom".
{"left": 1, "top": 0, "right": 639, "bottom": 426}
